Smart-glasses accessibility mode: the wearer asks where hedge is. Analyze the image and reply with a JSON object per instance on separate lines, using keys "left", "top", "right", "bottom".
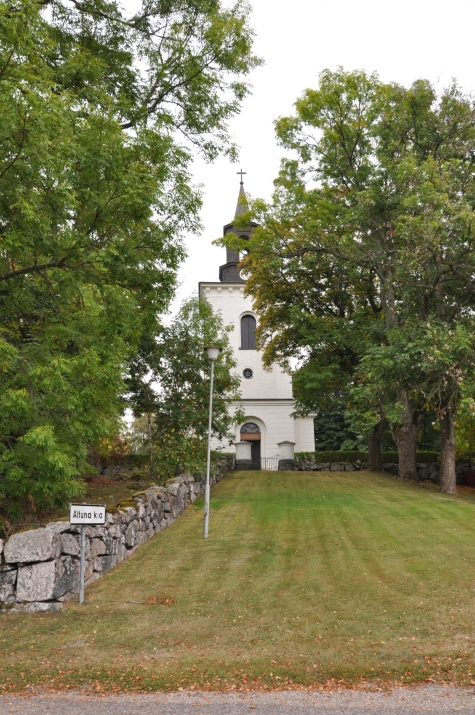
{"left": 295, "top": 450, "right": 440, "bottom": 464}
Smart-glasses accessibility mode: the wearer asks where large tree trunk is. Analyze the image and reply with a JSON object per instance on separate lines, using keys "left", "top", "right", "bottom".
{"left": 147, "top": 411, "right": 154, "bottom": 478}
{"left": 440, "top": 407, "right": 456, "bottom": 494}
{"left": 391, "top": 390, "right": 421, "bottom": 480}
{"left": 367, "top": 419, "right": 384, "bottom": 471}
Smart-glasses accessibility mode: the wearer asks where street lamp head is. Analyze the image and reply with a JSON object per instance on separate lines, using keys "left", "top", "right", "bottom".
{"left": 205, "top": 346, "right": 222, "bottom": 361}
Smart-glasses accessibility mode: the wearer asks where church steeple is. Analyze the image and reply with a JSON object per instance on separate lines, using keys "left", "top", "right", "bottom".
{"left": 219, "top": 173, "right": 256, "bottom": 283}
{"left": 235, "top": 169, "right": 249, "bottom": 217}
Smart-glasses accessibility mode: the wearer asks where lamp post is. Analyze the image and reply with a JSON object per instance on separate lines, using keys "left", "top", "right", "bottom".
{"left": 203, "top": 346, "right": 221, "bottom": 539}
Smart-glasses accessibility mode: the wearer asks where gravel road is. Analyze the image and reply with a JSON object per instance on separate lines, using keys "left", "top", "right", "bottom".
{"left": 2, "top": 686, "right": 475, "bottom": 714}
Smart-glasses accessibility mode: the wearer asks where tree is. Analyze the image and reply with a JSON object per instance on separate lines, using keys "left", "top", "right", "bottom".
{"left": 222, "top": 154, "right": 387, "bottom": 468}
{"left": 456, "top": 395, "right": 475, "bottom": 469}
{"left": 226, "top": 69, "right": 475, "bottom": 491}
{"left": 313, "top": 400, "right": 365, "bottom": 451}
{"left": 126, "top": 296, "right": 241, "bottom": 479}
{"left": 0, "top": 0, "right": 258, "bottom": 519}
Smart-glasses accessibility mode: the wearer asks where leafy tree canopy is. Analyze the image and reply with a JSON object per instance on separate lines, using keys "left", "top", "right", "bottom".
{"left": 126, "top": 296, "right": 242, "bottom": 479}
{"left": 0, "top": 0, "right": 258, "bottom": 521}
{"left": 223, "top": 68, "right": 475, "bottom": 490}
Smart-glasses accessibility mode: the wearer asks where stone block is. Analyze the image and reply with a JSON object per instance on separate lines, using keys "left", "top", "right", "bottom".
{"left": 163, "top": 502, "right": 172, "bottom": 513}
{"left": 84, "top": 559, "right": 94, "bottom": 581}
{"left": 330, "top": 463, "right": 346, "bottom": 471}
{"left": 0, "top": 538, "right": 3, "bottom": 557}
{"left": 235, "top": 459, "right": 253, "bottom": 470}
{"left": 94, "top": 555, "right": 117, "bottom": 574}
{"left": 125, "top": 522, "right": 138, "bottom": 548}
{"left": 107, "top": 538, "right": 121, "bottom": 556}
{"left": 118, "top": 508, "right": 136, "bottom": 524}
{"left": 90, "top": 538, "right": 106, "bottom": 558}
{"left": 278, "top": 459, "right": 296, "bottom": 471}
{"left": 166, "top": 483, "right": 180, "bottom": 497}
{"left": 16, "top": 556, "right": 79, "bottom": 602}
{"left": 60, "top": 533, "right": 80, "bottom": 556}
{"left": 11, "top": 601, "right": 62, "bottom": 613}
{"left": 0, "top": 568, "right": 17, "bottom": 602}
{"left": 87, "top": 526, "right": 107, "bottom": 539}
{"left": 5, "top": 528, "right": 61, "bottom": 564}
{"left": 84, "top": 571, "right": 101, "bottom": 588}
{"left": 344, "top": 464, "right": 355, "bottom": 471}
{"left": 131, "top": 502, "right": 145, "bottom": 518}
{"left": 46, "top": 521, "right": 71, "bottom": 534}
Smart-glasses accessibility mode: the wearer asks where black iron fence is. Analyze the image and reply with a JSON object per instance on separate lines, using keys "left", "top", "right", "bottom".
{"left": 261, "top": 455, "right": 279, "bottom": 471}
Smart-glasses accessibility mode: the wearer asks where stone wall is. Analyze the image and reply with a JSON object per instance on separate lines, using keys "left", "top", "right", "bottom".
{"left": 382, "top": 462, "right": 467, "bottom": 484}
{"left": 294, "top": 457, "right": 469, "bottom": 484}
{"left": 0, "top": 458, "right": 232, "bottom": 613}
{"left": 294, "top": 459, "right": 368, "bottom": 472}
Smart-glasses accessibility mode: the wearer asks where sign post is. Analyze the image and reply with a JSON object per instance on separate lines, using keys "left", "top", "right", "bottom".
{"left": 69, "top": 503, "right": 106, "bottom": 604}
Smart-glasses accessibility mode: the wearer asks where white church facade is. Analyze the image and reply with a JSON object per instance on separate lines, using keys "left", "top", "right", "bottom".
{"left": 199, "top": 180, "right": 315, "bottom": 469}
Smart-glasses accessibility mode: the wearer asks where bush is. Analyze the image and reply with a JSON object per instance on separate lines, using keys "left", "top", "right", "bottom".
{"left": 98, "top": 453, "right": 149, "bottom": 470}
{"left": 295, "top": 450, "right": 441, "bottom": 465}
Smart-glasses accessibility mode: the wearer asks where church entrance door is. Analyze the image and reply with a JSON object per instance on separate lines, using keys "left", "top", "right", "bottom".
{"left": 251, "top": 441, "right": 261, "bottom": 470}
{"left": 240, "top": 422, "right": 261, "bottom": 471}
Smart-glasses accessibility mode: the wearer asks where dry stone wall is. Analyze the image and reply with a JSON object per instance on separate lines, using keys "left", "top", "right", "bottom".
{"left": 294, "top": 458, "right": 468, "bottom": 484}
{"left": 0, "top": 458, "right": 232, "bottom": 613}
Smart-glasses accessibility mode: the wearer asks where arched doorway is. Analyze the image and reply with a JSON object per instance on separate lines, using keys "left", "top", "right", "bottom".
{"left": 240, "top": 422, "right": 261, "bottom": 470}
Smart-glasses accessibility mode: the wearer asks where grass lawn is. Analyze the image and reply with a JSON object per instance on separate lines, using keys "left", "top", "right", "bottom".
{"left": 2, "top": 469, "right": 475, "bottom": 693}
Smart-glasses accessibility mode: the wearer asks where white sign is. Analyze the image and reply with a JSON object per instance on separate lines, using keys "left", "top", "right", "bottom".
{"left": 69, "top": 503, "right": 106, "bottom": 525}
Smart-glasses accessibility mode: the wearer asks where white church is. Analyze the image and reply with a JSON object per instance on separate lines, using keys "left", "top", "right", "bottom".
{"left": 199, "top": 178, "right": 315, "bottom": 469}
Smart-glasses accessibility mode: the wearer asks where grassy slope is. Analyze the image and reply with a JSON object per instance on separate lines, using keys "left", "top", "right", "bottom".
{"left": 2, "top": 470, "right": 475, "bottom": 692}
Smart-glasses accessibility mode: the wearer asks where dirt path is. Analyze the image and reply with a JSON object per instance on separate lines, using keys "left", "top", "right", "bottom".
{"left": 2, "top": 686, "right": 475, "bottom": 714}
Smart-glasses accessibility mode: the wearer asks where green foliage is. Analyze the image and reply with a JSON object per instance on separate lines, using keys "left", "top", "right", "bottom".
{"left": 348, "top": 319, "right": 475, "bottom": 434}
{"left": 313, "top": 400, "right": 366, "bottom": 451}
{"left": 122, "top": 416, "right": 153, "bottom": 456}
{"left": 295, "top": 451, "right": 369, "bottom": 465}
{"left": 295, "top": 450, "right": 440, "bottom": 465}
{"left": 455, "top": 396, "right": 475, "bottom": 463}
{"left": 224, "top": 69, "right": 475, "bottom": 487}
{"left": 0, "top": 0, "right": 258, "bottom": 516}
{"left": 126, "top": 296, "right": 241, "bottom": 480}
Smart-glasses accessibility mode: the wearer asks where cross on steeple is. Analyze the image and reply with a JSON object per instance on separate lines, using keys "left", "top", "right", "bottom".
{"left": 237, "top": 169, "right": 246, "bottom": 185}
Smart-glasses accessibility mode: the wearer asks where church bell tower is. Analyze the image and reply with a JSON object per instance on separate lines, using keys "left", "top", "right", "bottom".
{"left": 199, "top": 174, "right": 316, "bottom": 465}
{"left": 219, "top": 173, "right": 256, "bottom": 283}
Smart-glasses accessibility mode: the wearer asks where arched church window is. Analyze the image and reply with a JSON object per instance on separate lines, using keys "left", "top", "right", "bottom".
{"left": 241, "top": 422, "right": 260, "bottom": 434}
{"left": 241, "top": 314, "right": 256, "bottom": 349}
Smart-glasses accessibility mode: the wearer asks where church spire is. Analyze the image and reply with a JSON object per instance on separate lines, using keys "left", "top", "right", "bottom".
{"left": 235, "top": 169, "right": 248, "bottom": 217}
{"left": 219, "top": 173, "right": 255, "bottom": 283}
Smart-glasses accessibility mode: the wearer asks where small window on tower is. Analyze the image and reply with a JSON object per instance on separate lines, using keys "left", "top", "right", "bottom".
{"left": 241, "top": 315, "right": 256, "bottom": 349}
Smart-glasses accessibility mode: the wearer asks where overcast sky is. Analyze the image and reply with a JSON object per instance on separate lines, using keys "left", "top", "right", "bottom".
{"left": 172, "top": 0, "right": 475, "bottom": 310}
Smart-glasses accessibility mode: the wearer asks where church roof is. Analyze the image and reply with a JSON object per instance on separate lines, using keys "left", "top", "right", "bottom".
{"left": 235, "top": 182, "right": 249, "bottom": 217}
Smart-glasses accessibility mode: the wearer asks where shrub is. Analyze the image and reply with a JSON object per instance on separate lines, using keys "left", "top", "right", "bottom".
{"left": 295, "top": 450, "right": 441, "bottom": 465}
